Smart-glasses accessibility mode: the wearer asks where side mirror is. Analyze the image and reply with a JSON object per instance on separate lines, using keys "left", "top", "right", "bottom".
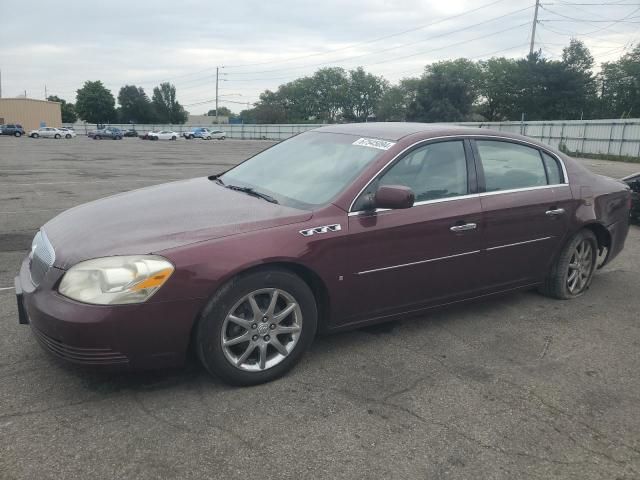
{"left": 373, "top": 185, "right": 415, "bottom": 210}
{"left": 631, "top": 180, "right": 640, "bottom": 193}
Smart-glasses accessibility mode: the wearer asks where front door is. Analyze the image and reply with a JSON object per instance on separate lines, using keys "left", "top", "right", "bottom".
{"left": 343, "top": 139, "right": 485, "bottom": 323}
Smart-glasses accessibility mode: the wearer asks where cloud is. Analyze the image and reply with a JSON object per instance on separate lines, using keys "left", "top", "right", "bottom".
{"left": 1, "top": 0, "right": 636, "bottom": 114}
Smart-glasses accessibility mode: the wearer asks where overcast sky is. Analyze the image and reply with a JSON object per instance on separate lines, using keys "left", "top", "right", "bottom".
{"left": 1, "top": 0, "right": 638, "bottom": 114}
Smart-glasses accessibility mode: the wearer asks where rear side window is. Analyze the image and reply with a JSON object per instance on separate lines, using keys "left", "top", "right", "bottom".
{"left": 542, "top": 152, "right": 564, "bottom": 184}
{"left": 476, "top": 140, "right": 547, "bottom": 191}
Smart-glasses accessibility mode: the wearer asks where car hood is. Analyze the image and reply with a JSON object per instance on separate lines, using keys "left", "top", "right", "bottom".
{"left": 44, "top": 177, "right": 312, "bottom": 269}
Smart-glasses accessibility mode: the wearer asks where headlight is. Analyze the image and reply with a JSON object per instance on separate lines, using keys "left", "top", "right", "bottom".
{"left": 58, "top": 255, "right": 174, "bottom": 305}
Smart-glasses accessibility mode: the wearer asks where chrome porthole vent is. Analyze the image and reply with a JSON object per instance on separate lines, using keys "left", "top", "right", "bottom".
{"left": 299, "top": 224, "right": 342, "bottom": 237}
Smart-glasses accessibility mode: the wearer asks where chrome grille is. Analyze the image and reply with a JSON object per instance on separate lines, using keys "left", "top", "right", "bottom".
{"left": 29, "top": 230, "right": 55, "bottom": 286}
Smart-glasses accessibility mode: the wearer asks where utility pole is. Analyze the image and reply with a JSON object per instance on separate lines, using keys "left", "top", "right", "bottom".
{"left": 44, "top": 84, "right": 47, "bottom": 100}
{"left": 529, "top": 0, "right": 540, "bottom": 56}
{"left": 0, "top": 69, "right": 2, "bottom": 98}
{"left": 215, "top": 67, "right": 219, "bottom": 124}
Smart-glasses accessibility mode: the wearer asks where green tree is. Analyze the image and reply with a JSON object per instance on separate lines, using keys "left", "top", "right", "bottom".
{"left": 151, "top": 82, "right": 188, "bottom": 124}
{"left": 562, "top": 38, "right": 595, "bottom": 75}
{"left": 117, "top": 85, "right": 154, "bottom": 123}
{"left": 375, "top": 78, "right": 420, "bottom": 121}
{"left": 600, "top": 44, "right": 640, "bottom": 118}
{"left": 408, "top": 59, "right": 481, "bottom": 122}
{"left": 510, "top": 52, "right": 597, "bottom": 120}
{"left": 310, "top": 67, "right": 349, "bottom": 122}
{"left": 342, "top": 67, "right": 388, "bottom": 122}
{"left": 477, "top": 57, "right": 519, "bottom": 121}
{"left": 75, "top": 81, "right": 116, "bottom": 124}
{"left": 47, "top": 95, "right": 77, "bottom": 123}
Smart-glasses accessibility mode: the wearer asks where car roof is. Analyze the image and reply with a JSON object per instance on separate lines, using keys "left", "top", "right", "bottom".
{"left": 313, "top": 122, "right": 531, "bottom": 143}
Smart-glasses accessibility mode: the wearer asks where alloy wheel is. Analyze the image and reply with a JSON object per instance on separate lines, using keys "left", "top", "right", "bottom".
{"left": 221, "top": 288, "right": 302, "bottom": 372}
{"left": 567, "top": 239, "right": 594, "bottom": 294}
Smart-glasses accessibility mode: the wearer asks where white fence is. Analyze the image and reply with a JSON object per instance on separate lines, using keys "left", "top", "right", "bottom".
{"left": 64, "top": 119, "right": 640, "bottom": 158}
{"left": 457, "top": 119, "right": 640, "bottom": 159}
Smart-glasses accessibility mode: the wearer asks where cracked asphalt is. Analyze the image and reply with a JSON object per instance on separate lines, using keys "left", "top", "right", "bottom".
{"left": 1, "top": 136, "right": 639, "bottom": 479}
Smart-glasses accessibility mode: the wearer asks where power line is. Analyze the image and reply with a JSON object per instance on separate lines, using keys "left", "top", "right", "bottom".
{"left": 222, "top": 0, "right": 511, "bottom": 69}
{"left": 224, "top": 6, "right": 534, "bottom": 77}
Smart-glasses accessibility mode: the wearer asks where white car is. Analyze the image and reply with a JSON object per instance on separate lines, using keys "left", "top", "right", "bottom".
{"left": 59, "top": 128, "right": 77, "bottom": 138}
{"left": 29, "top": 127, "right": 73, "bottom": 139}
{"left": 147, "top": 130, "right": 179, "bottom": 141}
{"left": 183, "top": 128, "right": 226, "bottom": 140}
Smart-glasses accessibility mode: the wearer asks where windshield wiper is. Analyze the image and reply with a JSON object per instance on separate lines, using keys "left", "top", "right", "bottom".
{"left": 224, "top": 184, "right": 279, "bottom": 204}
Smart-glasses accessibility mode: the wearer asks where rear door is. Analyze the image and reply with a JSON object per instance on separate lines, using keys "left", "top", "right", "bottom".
{"left": 344, "top": 139, "right": 485, "bottom": 322}
{"left": 472, "top": 139, "right": 573, "bottom": 288}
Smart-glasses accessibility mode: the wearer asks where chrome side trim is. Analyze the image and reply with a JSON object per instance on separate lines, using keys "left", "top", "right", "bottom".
{"left": 347, "top": 134, "right": 569, "bottom": 213}
{"left": 485, "top": 236, "right": 553, "bottom": 251}
{"left": 347, "top": 184, "right": 570, "bottom": 217}
{"left": 356, "top": 250, "right": 481, "bottom": 275}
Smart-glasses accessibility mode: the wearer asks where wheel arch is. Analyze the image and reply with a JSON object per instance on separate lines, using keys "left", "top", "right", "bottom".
{"left": 187, "top": 260, "right": 332, "bottom": 357}
{"left": 582, "top": 221, "right": 612, "bottom": 267}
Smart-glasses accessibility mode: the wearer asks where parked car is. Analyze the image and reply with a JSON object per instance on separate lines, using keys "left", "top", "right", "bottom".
{"left": 29, "top": 127, "right": 72, "bottom": 139}
{"left": 147, "top": 130, "right": 179, "bottom": 141}
{"left": 139, "top": 131, "right": 156, "bottom": 140}
{"left": 622, "top": 172, "right": 640, "bottom": 223}
{"left": 88, "top": 127, "right": 123, "bottom": 140}
{"left": 183, "top": 127, "right": 225, "bottom": 140}
{"left": 59, "top": 128, "right": 77, "bottom": 139}
{"left": 0, "top": 124, "right": 25, "bottom": 137}
{"left": 123, "top": 129, "right": 138, "bottom": 137}
{"left": 15, "top": 124, "right": 631, "bottom": 386}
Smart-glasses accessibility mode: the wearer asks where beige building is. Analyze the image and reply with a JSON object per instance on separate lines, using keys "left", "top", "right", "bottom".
{"left": 0, "top": 98, "right": 62, "bottom": 131}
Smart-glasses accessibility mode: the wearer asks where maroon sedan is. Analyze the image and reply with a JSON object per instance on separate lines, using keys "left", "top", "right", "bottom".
{"left": 15, "top": 123, "right": 631, "bottom": 385}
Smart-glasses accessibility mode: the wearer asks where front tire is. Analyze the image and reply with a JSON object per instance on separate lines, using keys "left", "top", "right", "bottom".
{"left": 31, "top": 133, "right": 39, "bottom": 138}
{"left": 94, "top": 135, "right": 101, "bottom": 140}
{"left": 540, "top": 229, "right": 597, "bottom": 299}
{"left": 171, "top": 136, "right": 176, "bottom": 141}
{"left": 196, "top": 268, "right": 317, "bottom": 386}
{"left": 54, "top": 134, "right": 61, "bottom": 139}
{"left": 65, "top": 134, "right": 71, "bottom": 139}
{"left": 14, "top": 131, "right": 21, "bottom": 137}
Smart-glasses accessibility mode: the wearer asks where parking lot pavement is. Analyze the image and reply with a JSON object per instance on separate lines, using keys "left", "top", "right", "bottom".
{"left": 1, "top": 136, "right": 639, "bottom": 480}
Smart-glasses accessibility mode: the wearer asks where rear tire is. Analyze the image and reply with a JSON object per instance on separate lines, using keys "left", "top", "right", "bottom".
{"left": 14, "top": 131, "right": 21, "bottom": 137}
{"left": 539, "top": 229, "right": 598, "bottom": 299}
{"left": 172, "top": 136, "right": 176, "bottom": 141}
{"left": 54, "top": 134, "right": 61, "bottom": 139}
{"left": 220, "top": 136, "right": 226, "bottom": 140}
{"left": 31, "top": 133, "right": 39, "bottom": 138}
{"left": 65, "top": 134, "right": 71, "bottom": 139}
{"left": 196, "top": 268, "right": 317, "bottom": 386}
{"left": 94, "top": 135, "right": 101, "bottom": 140}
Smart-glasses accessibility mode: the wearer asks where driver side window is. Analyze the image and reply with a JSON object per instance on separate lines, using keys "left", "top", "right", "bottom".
{"left": 353, "top": 140, "right": 468, "bottom": 211}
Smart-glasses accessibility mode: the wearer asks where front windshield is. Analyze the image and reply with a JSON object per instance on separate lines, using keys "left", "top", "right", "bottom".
{"left": 219, "top": 131, "right": 386, "bottom": 209}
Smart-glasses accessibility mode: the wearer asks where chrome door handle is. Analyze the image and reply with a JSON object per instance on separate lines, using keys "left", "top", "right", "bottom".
{"left": 450, "top": 223, "right": 477, "bottom": 232}
{"left": 545, "top": 208, "right": 565, "bottom": 216}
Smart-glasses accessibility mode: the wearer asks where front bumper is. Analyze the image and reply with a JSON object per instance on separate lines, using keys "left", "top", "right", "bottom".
{"left": 16, "top": 257, "right": 204, "bottom": 370}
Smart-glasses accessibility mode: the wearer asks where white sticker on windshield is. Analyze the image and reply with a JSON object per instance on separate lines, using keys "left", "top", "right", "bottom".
{"left": 352, "top": 137, "right": 396, "bottom": 151}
